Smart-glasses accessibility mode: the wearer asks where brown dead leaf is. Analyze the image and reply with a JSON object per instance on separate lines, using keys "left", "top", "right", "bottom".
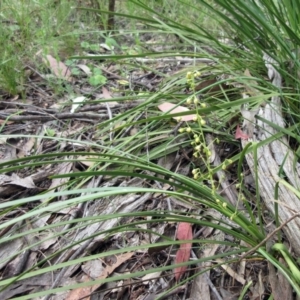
{"left": 1, "top": 173, "right": 36, "bottom": 189}
{"left": 77, "top": 64, "right": 92, "bottom": 76}
{"left": 158, "top": 102, "right": 196, "bottom": 122}
{"left": 17, "top": 137, "right": 35, "bottom": 158}
{"left": 102, "top": 86, "right": 112, "bottom": 99}
{"left": 235, "top": 124, "right": 249, "bottom": 140}
{"left": 174, "top": 223, "right": 193, "bottom": 281}
{"left": 102, "top": 86, "right": 118, "bottom": 106}
{"left": 65, "top": 252, "right": 134, "bottom": 300}
{"left": 44, "top": 54, "right": 72, "bottom": 82}
{"left": 77, "top": 152, "right": 99, "bottom": 168}
{"left": 215, "top": 258, "right": 246, "bottom": 285}
{"left": 177, "top": 222, "right": 193, "bottom": 241}
{"left": 0, "top": 120, "right": 13, "bottom": 125}
{"left": 174, "top": 244, "right": 192, "bottom": 281}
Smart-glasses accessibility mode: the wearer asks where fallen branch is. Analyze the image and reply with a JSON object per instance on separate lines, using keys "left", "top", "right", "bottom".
{"left": 241, "top": 53, "right": 300, "bottom": 255}
{"left": 0, "top": 112, "right": 107, "bottom": 122}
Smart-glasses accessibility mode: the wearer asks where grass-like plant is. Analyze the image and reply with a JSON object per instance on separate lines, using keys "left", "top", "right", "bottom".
{"left": 1, "top": 0, "right": 300, "bottom": 298}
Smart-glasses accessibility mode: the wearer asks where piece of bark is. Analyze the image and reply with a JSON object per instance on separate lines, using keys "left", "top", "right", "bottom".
{"left": 241, "top": 54, "right": 300, "bottom": 255}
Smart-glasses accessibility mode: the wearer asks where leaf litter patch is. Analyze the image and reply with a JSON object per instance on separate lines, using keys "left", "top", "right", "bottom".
{"left": 0, "top": 42, "right": 273, "bottom": 299}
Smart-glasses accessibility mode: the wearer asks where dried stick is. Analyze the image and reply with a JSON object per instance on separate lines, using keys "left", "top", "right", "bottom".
{"left": 239, "top": 213, "right": 300, "bottom": 262}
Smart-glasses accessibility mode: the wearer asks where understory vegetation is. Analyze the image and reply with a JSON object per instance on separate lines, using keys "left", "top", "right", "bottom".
{"left": 1, "top": 0, "right": 300, "bottom": 299}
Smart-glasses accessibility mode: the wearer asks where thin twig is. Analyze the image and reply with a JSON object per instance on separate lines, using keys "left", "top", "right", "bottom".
{"left": 134, "top": 57, "right": 215, "bottom": 64}
{"left": 239, "top": 213, "right": 300, "bottom": 262}
{"left": 0, "top": 102, "right": 142, "bottom": 115}
{"left": 0, "top": 112, "right": 107, "bottom": 122}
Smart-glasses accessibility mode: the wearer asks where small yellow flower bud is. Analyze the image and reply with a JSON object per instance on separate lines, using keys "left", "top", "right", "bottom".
{"left": 200, "top": 119, "right": 206, "bottom": 126}
{"left": 186, "top": 127, "right": 192, "bottom": 133}
{"left": 222, "top": 202, "right": 227, "bottom": 208}
{"left": 186, "top": 72, "right": 193, "bottom": 79}
{"left": 201, "top": 103, "right": 206, "bottom": 108}
{"left": 186, "top": 97, "right": 192, "bottom": 105}
{"left": 194, "top": 71, "right": 201, "bottom": 77}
